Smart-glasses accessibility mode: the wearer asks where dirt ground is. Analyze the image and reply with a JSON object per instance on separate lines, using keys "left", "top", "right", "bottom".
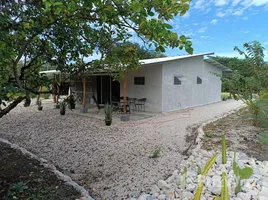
{"left": 0, "top": 142, "right": 81, "bottom": 200}
{"left": 202, "top": 109, "right": 268, "bottom": 161}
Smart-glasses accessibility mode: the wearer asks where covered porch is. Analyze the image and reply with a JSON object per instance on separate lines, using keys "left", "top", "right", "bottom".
{"left": 40, "top": 70, "right": 149, "bottom": 117}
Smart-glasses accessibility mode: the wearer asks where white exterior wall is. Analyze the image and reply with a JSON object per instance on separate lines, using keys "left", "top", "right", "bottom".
{"left": 162, "top": 56, "right": 222, "bottom": 112}
{"left": 120, "top": 64, "right": 162, "bottom": 112}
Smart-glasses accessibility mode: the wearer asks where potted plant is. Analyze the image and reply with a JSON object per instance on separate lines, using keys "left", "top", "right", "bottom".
{"left": 104, "top": 103, "right": 113, "bottom": 126}
{"left": 59, "top": 101, "right": 67, "bottom": 115}
{"left": 37, "top": 100, "right": 43, "bottom": 111}
{"left": 65, "top": 94, "right": 76, "bottom": 109}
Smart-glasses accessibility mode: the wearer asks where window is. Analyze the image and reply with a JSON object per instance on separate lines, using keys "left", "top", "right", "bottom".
{"left": 134, "top": 77, "right": 145, "bottom": 85}
{"left": 197, "top": 76, "right": 202, "bottom": 84}
{"left": 174, "top": 76, "right": 181, "bottom": 85}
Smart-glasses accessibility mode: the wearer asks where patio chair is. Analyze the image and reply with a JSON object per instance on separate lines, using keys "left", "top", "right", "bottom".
{"left": 128, "top": 98, "right": 137, "bottom": 110}
{"left": 135, "top": 98, "right": 146, "bottom": 111}
{"left": 119, "top": 96, "right": 130, "bottom": 113}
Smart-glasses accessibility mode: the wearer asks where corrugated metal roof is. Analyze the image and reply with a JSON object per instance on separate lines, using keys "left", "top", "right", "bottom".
{"left": 204, "top": 58, "right": 231, "bottom": 72}
{"left": 39, "top": 52, "right": 231, "bottom": 77}
{"left": 140, "top": 52, "right": 214, "bottom": 65}
{"left": 39, "top": 70, "right": 61, "bottom": 79}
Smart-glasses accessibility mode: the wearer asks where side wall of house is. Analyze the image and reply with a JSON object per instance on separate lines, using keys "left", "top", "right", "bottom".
{"left": 162, "top": 56, "right": 222, "bottom": 112}
{"left": 120, "top": 64, "right": 163, "bottom": 112}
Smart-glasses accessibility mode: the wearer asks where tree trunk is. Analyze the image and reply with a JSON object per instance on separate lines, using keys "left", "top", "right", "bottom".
{"left": 123, "top": 74, "right": 127, "bottom": 113}
{"left": 0, "top": 96, "right": 26, "bottom": 118}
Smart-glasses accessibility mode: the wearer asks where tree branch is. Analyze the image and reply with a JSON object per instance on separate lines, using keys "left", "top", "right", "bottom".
{"left": 0, "top": 96, "right": 26, "bottom": 118}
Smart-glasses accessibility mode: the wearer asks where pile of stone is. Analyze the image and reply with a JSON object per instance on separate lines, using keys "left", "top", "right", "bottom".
{"left": 135, "top": 150, "right": 268, "bottom": 200}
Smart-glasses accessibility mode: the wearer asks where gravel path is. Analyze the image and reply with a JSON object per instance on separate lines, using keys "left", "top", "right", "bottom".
{"left": 0, "top": 100, "right": 243, "bottom": 200}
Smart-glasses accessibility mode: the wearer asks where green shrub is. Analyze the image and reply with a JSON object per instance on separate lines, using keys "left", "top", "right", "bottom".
{"left": 40, "top": 86, "right": 50, "bottom": 99}
{"left": 221, "top": 92, "right": 230, "bottom": 101}
{"left": 149, "top": 148, "right": 161, "bottom": 158}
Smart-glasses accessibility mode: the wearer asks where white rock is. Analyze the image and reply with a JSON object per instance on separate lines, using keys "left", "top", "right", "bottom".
{"left": 259, "top": 196, "right": 268, "bottom": 200}
{"left": 173, "top": 174, "right": 181, "bottom": 186}
{"left": 186, "top": 184, "right": 196, "bottom": 192}
{"left": 150, "top": 185, "right": 160, "bottom": 194}
{"left": 138, "top": 194, "right": 151, "bottom": 200}
{"left": 260, "top": 186, "right": 268, "bottom": 196}
{"left": 237, "top": 192, "right": 251, "bottom": 200}
{"left": 158, "top": 180, "right": 171, "bottom": 189}
{"left": 208, "top": 186, "right": 221, "bottom": 195}
{"left": 158, "top": 194, "right": 166, "bottom": 200}
{"left": 247, "top": 189, "right": 259, "bottom": 196}
{"left": 181, "top": 191, "right": 194, "bottom": 199}
{"left": 186, "top": 177, "right": 193, "bottom": 184}
{"left": 242, "top": 182, "right": 253, "bottom": 192}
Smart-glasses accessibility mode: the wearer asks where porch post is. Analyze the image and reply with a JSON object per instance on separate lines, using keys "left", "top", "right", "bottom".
{"left": 82, "top": 77, "right": 86, "bottom": 108}
{"left": 56, "top": 74, "right": 59, "bottom": 104}
{"left": 123, "top": 73, "right": 127, "bottom": 113}
{"left": 110, "top": 76, "right": 112, "bottom": 103}
{"left": 101, "top": 75, "right": 103, "bottom": 104}
{"left": 53, "top": 74, "right": 56, "bottom": 103}
{"left": 37, "top": 85, "right": 42, "bottom": 102}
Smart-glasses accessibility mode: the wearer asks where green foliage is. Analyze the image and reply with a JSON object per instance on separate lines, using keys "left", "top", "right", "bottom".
{"left": 40, "top": 86, "right": 51, "bottom": 99}
{"left": 7, "top": 182, "right": 29, "bottom": 196}
{"left": 193, "top": 182, "right": 204, "bottom": 200}
{"left": 233, "top": 152, "right": 253, "bottom": 194}
{"left": 37, "top": 100, "right": 42, "bottom": 108}
{"left": 222, "top": 136, "right": 227, "bottom": 164}
{"left": 197, "top": 166, "right": 202, "bottom": 175}
{"left": 65, "top": 95, "right": 76, "bottom": 105}
{"left": 149, "top": 148, "right": 162, "bottom": 158}
{"left": 204, "top": 131, "right": 213, "bottom": 138}
{"left": 221, "top": 172, "right": 229, "bottom": 200}
{"left": 181, "top": 167, "right": 187, "bottom": 190}
{"left": 214, "top": 41, "right": 268, "bottom": 98}
{"left": 202, "top": 154, "right": 217, "bottom": 176}
{"left": 5, "top": 182, "right": 59, "bottom": 200}
{"left": 193, "top": 154, "right": 217, "bottom": 199}
{"left": 221, "top": 92, "right": 230, "bottom": 101}
{"left": 104, "top": 103, "right": 113, "bottom": 121}
{"left": 59, "top": 101, "right": 67, "bottom": 110}
{"left": 0, "top": 0, "right": 193, "bottom": 116}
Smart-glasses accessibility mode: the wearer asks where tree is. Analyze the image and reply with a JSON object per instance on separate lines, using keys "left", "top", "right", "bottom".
{"left": 120, "top": 42, "right": 166, "bottom": 59}
{"left": 222, "top": 41, "right": 268, "bottom": 99}
{"left": 220, "top": 41, "right": 268, "bottom": 125}
{"left": 210, "top": 56, "right": 252, "bottom": 92}
{"left": 0, "top": 0, "right": 193, "bottom": 118}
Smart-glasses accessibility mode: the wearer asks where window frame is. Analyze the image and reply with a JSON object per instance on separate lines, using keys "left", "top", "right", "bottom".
{"left": 174, "top": 76, "right": 182, "bottom": 85}
{"left": 197, "top": 76, "right": 202, "bottom": 84}
{"left": 134, "top": 77, "right": 145, "bottom": 85}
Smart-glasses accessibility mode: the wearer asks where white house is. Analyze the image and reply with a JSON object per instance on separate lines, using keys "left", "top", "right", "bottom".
{"left": 40, "top": 52, "right": 230, "bottom": 113}
{"left": 120, "top": 52, "right": 230, "bottom": 112}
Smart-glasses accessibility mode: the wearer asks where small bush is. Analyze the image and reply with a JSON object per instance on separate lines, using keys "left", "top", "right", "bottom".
{"left": 40, "top": 86, "right": 51, "bottom": 99}
{"left": 149, "top": 148, "right": 161, "bottom": 158}
{"left": 221, "top": 92, "right": 230, "bottom": 101}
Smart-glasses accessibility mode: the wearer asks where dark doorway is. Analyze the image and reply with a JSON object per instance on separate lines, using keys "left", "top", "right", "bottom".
{"left": 96, "top": 76, "right": 120, "bottom": 104}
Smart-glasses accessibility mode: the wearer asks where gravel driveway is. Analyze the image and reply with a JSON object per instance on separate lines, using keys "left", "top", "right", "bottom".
{"left": 0, "top": 100, "right": 243, "bottom": 200}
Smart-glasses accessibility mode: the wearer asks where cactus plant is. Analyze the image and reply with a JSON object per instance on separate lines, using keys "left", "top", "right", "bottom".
{"left": 181, "top": 167, "right": 187, "bottom": 189}
{"left": 221, "top": 172, "right": 229, "bottom": 200}
{"left": 193, "top": 154, "right": 217, "bottom": 200}
{"left": 233, "top": 152, "right": 253, "bottom": 194}
{"left": 222, "top": 135, "right": 227, "bottom": 164}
